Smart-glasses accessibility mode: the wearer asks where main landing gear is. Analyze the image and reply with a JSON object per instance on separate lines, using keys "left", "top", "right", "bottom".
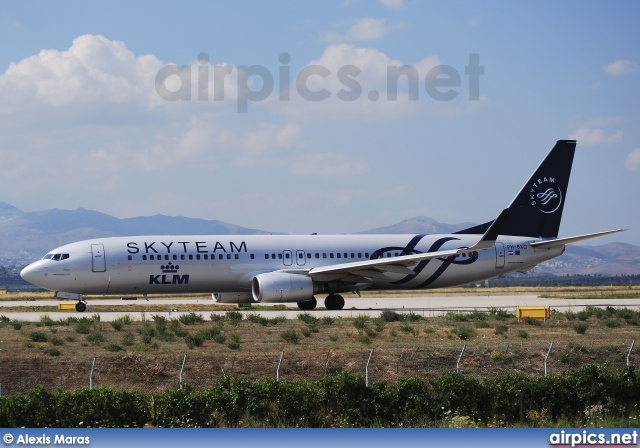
{"left": 324, "top": 294, "right": 345, "bottom": 311}
{"left": 296, "top": 294, "right": 346, "bottom": 311}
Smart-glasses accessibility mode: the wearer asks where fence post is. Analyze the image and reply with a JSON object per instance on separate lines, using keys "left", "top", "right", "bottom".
{"left": 366, "top": 348, "right": 374, "bottom": 387}
{"left": 180, "top": 354, "right": 187, "bottom": 389}
{"left": 277, "top": 351, "right": 284, "bottom": 381}
{"left": 89, "top": 357, "right": 96, "bottom": 389}
{"left": 544, "top": 342, "right": 554, "bottom": 377}
{"left": 457, "top": 344, "right": 466, "bottom": 374}
{"left": 627, "top": 340, "right": 636, "bottom": 367}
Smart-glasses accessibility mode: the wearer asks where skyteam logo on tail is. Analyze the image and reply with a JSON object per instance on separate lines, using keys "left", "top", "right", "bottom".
{"left": 530, "top": 176, "right": 562, "bottom": 214}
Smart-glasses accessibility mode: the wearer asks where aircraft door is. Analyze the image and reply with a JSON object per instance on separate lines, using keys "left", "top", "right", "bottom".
{"left": 91, "top": 244, "right": 106, "bottom": 272}
{"left": 495, "top": 242, "right": 505, "bottom": 268}
{"left": 283, "top": 250, "right": 293, "bottom": 266}
{"left": 296, "top": 250, "right": 306, "bottom": 266}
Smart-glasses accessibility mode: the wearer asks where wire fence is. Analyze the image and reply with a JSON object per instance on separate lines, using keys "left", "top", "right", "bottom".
{"left": 0, "top": 340, "right": 637, "bottom": 395}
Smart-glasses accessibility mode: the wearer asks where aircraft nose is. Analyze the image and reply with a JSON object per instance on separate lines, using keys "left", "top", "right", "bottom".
{"left": 20, "top": 263, "right": 42, "bottom": 285}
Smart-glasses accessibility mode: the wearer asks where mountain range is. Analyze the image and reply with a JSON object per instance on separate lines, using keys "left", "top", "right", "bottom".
{"left": 1, "top": 202, "right": 638, "bottom": 276}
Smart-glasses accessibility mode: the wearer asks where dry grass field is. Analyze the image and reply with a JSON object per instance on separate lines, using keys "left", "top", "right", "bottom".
{"left": 0, "top": 286, "right": 639, "bottom": 394}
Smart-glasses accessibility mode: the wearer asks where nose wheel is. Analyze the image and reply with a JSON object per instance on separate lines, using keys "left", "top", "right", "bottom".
{"left": 75, "top": 300, "right": 87, "bottom": 313}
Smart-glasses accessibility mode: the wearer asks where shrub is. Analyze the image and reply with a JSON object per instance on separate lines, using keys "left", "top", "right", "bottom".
{"left": 226, "top": 311, "right": 243, "bottom": 323}
{"left": 516, "top": 330, "right": 529, "bottom": 339}
{"left": 298, "top": 313, "right": 318, "bottom": 325}
{"left": 121, "top": 332, "right": 135, "bottom": 346}
{"left": 280, "top": 330, "right": 300, "bottom": 344}
{"left": 86, "top": 333, "right": 105, "bottom": 345}
{"left": 524, "top": 316, "right": 542, "bottom": 326}
{"left": 380, "top": 310, "right": 401, "bottom": 322}
{"left": 39, "top": 315, "right": 55, "bottom": 327}
{"left": 104, "top": 343, "right": 124, "bottom": 352}
{"left": 573, "top": 322, "right": 588, "bottom": 334}
{"left": 179, "top": 312, "right": 205, "bottom": 325}
{"left": 604, "top": 319, "right": 622, "bottom": 328}
{"left": 11, "top": 321, "right": 23, "bottom": 330}
{"left": 44, "top": 348, "right": 60, "bottom": 356}
{"left": 353, "top": 315, "right": 368, "bottom": 329}
{"left": 454, "top": 326, "right": 476, "bottom": 340}
{"left": 29, "top": 331, "right": 48, "bottom": 342}
{"left": 474, "top": 320, "right": 491, "bottom": 329}
{"left": 494, "top": 325, "right": 508, "bottom": 335}
{"left": 300, "top": 327, "right": 311, "bottom": 337}
{"left": 111, "top": 320, "right": 124, "bottom": 331}
{"left": 184, "top": 333, "right": 204, "bottom": 349}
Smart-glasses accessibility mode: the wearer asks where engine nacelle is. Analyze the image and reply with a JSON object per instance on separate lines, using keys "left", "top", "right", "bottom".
{"left": 252, "top": 272, "right": 318, "bottom": 303}
{"left": 211, "top": 292, "right": 255, "bottom": 304}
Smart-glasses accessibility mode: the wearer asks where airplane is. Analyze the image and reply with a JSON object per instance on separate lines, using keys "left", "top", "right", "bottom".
{"left": 20, "top": 140, "right": 624, "bottom": 312}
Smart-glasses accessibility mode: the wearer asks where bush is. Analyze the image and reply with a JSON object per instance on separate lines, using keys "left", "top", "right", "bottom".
{"left": 524, "top": 316, "right": 542, "bottom": 326}
{"left": 454, "top": 326, "right": 476, "bottom": 340}
{"left": 29, "top": 331, "right": 48, "bottom": 342}
{"left": 280, "top": 330, "right": 300, "bottom": 344}
{"left": 380, "top": 310, "right": 401, "bottom": 322}
{"left": 516, "top": 330, "right": 528, "bottom": 339}
{"left": 353, "top": 315, "right": 368, "bottom": 329}
{"left": 44, "top": 348, "right": 60, "bottom": 356}
{"left": 104, "top": 343, "right": 124, "bottom": 352}
{"left": 121, "top": 332, "right": 135, "bottom": 346}
{"left": 179, "top": 312, "right": 205, "bottom": 325}
{"left": 39, "top": 315, "right": 56, "bottom": 327}
{"left": 495, "top": 325, "right": 508, "bottom": 335}
{"left": 298, "top": 313, "right": 318, "bottom": 325}
{"left": 573, "top": 322, "right": 588, "bottom": 334}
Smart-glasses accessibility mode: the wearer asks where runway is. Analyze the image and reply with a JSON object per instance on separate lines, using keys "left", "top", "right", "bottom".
{"left": 1, "top": 294, "right": 639, "bottom": 322}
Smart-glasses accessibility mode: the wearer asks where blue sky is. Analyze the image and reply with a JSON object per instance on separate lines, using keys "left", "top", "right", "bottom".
{"left": 1, "top": 1, "right": 639, "bottom": 244}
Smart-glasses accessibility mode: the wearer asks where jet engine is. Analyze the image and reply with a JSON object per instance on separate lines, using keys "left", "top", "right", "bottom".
{"left": 211, "top": 292, "right": 254, "bottom": 304}
{"left": 251, "top": 272, "right": 320, "bottom": 303}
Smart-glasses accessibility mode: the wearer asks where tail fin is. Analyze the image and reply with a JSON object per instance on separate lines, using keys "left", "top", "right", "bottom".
{"left": 499, "top": 140, "right": 576, "bottom": 238}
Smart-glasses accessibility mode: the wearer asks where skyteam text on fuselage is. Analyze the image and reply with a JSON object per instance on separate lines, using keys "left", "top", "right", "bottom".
{"left": 20, "top": 140, "right": 624, "bottom": 312}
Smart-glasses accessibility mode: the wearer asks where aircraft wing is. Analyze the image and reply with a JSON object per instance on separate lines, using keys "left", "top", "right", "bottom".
{"left": 529, "top": 229, "right": 627, "bottom": 249}
{"left": 308, "top": 209, "right": 508, "bottom": 281}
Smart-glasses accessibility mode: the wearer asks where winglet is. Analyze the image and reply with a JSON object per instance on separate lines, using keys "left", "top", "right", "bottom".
{"left": 470, "top": 208, "right": 509, "bottom": 251}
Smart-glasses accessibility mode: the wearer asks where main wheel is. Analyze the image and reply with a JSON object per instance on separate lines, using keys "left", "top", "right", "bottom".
{"left": 75, "top": 301, "right": 87, "bottom": 313}
{"left": 324, "top": 294, "right": 345, "bottom": 310}
{"left": 297, "top": 297, "right": 317, "bottom": 311}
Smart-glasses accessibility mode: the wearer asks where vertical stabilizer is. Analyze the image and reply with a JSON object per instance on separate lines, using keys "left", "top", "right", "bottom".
{"left": 499, "top": 140, "right": 576, "bottom": 238}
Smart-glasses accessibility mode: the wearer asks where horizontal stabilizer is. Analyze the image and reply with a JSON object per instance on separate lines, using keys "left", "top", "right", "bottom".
{"left": 529, "top": 229, "right": 627, "bottom": 249}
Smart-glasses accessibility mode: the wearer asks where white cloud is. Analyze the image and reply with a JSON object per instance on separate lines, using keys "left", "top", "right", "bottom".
{"left": 378, "top": 0, "right": 404, "bottom": 8}
{"left": 625, "top": 148, "right": 640, "bottom": 171}
{"left": 603, "top": 59, "right": 636, "bottom": 76}
{"left": 569, "top": 127, "right": 623, "bottom": 145}
{"left": 347, "top": 18, "right": 390, "bottom": 41}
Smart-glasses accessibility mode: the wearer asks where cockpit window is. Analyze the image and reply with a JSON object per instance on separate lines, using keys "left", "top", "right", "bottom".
{"left": 43, "top": 254, "right": 54, "bottom": 260}
{"left": 52, "top": 254, "right": 61, "bottom": 261}
{"left": 49, "top": 253, "right": 70, "bottom": 261}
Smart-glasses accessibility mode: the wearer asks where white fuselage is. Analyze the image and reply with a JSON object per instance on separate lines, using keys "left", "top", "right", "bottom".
{"left": 20, "top": 233, "right": 563, "bottom": 296}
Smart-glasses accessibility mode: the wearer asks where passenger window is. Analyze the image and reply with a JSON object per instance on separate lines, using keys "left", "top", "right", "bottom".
{"left": 127, "top": 255, "right": 132, "bottom": 261}
{"left": 307, "top": 253, "right": 311, "bottom": 258}
{"left": 278, "top": 254, "right": 282, "bottom": 259}
{"left": 285, "top": 253, "right": 290, "bottom": 259}
{"left": 173, "top": 255, "right": 178, "bottom": 260}
{"left": 250, "top": 254, "right": 254, "bottom": 259}
{"left": 204, "top": 254, "right": 208, "bottom": 260}
{"left": 271, "top": 254, "right": 276, "bottom": 259}
{"left": 150, "top": 255, "right": 155, "bottom": 260}
{"left": 235, "top": 254, "right": 239, "bottom": 259}
{"left": 337, "top": 253, "right": 341, "bottom": 258}
{"left": 351, "top": 253, "right": 354, "bottom": 258}
{"left": 330, "top": 253, "right": 334, "bottom": 259}
{"left": 344, "top": 253, "right": 348, "bottom": 258}
{"left": 315, "top": 253, "right": 319, "bottom": 259}
{"left": 196, "top": 254, "right": 201, "bottom": 260}
{"left": 365, "top": 253, "right": 369, "bottom": 258}
{"left": 189, "top": 254, "right": 193, "bottom": 260}
{"left": 227, "top": 254, "right": 231, "bottom": 260}
{"left": 358, "top": 253, "right": 362, "bottom": 258}
{"left": 165, "top": 255, "right": 169, "bottom": 260}
{"left": 323, "top": 253, "right": 327, "bottom": 258}
{"left": 265, "top": 254, "right": 269, "bottom": 259}
{"left": 219, "top": 254, "right": 223, "bottom": 260}
{"left": 181, "top": 255, "right": 185, "bottom": 260}
{"left": 142, "top": 255, "right": 147, "bottom": 261}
